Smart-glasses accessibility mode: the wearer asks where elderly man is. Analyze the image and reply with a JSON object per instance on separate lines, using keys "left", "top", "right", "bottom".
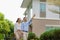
{"left": 21, "top": 14, "right": 35, "bottom": 40}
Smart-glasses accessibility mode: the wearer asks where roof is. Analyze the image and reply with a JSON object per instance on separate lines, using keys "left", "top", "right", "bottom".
{"left": 21, "top": 0, "right": 31, "bottom": 8}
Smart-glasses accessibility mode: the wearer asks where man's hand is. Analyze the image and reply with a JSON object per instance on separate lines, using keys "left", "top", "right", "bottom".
{"left": 32, "top": 14, "right": 35, "bottom": 19}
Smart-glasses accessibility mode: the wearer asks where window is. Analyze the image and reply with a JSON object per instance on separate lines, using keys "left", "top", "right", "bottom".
{"left": 40, "top": 2, "right": 46, "bottom": 17}
{"left": 40, "top": 3, "right": 46, "bottom": 13}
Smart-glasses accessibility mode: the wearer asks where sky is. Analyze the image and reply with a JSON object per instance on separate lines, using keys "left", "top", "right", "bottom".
{"left": 0, "top": 0, "right": 26, "bottom": 23}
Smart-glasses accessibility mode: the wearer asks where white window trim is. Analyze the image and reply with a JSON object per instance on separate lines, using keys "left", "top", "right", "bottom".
{"left": 34, "top": 17, "right": 60, "bottom": 20}
{"left": 46, "top": 25, "right": 60, "bottom": 27}
{"left": 40, "top": 2, "right": 47, "bottom": 5}
{"left": 45, "top": 25, "right": 60, "bottom": 31}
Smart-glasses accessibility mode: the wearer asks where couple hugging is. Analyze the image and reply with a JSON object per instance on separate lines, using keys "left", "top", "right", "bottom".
{"left": 14, "top": 15, "right": 35, "bottom": 40}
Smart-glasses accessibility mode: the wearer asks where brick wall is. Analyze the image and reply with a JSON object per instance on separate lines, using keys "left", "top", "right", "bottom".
{"left": 32, "top": 19, "right": 60, "bottom": 37}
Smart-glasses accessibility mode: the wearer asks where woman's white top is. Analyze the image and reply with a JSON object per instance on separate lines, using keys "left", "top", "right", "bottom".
{"left": 14, "top": 22, "right": 21, "bottom": 33}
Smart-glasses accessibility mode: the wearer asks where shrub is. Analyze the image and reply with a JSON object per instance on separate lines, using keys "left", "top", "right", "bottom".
{"left": 27, "top": 32, "right": 37, "bottom": 40}
{"left": 40, "top": 29, "right": 60, "bottom": 40}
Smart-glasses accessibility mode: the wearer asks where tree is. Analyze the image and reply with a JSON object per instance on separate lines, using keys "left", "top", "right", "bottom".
{"left": 5, "top": 19, "right": 14, "bottom": 34}
{"left": 0, "top": 21, "right": 10, "bottom": 33}
{"left": 0, "top": 12, "right": 10, "bottom": 33}
{"left": 4, "top": 19, "right": 14, "bottom": 40}
{"left": 0, "top": 12, "right": 14, "bottom": 40}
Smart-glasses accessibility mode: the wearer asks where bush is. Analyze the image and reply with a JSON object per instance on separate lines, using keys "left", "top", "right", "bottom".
{"left": 40, "top": 29, "right": 60, "bottom": 40}
{"left": 27, "top": 32, "right": 38, "bottom": 40}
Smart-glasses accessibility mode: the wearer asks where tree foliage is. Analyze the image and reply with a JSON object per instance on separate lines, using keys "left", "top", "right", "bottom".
{"left": 0, "top": 12, "right": 14, "bottom": 39}
{"left": 5, "top": 19, "right": 14, "bottom": 34}
{"left": 0, "top": 21, "right": 10, "bottom": 33}
{"left": 0, "top": 12, "right": 10, "bottom": 33}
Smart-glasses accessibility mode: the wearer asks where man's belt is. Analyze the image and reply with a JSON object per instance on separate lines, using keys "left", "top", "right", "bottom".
{"left": 23, "top": 30, "right": 28, "bottom": 32}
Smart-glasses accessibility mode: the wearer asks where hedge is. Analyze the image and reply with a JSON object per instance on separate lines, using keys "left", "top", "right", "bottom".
{"left": 27, "top": 32, "right": 39, "bottom": 40}
{"left": 40, "top": 29, "right": 60, "bottom": 40}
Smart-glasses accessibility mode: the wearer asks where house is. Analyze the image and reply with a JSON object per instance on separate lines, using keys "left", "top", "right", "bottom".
{"left": 21, "top": 0, "right": 60, "bottom": 37}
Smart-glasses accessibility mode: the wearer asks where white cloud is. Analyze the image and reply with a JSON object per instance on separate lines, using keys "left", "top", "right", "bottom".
{"left": 0, "top": 0, "right": 26, "bottom": 23}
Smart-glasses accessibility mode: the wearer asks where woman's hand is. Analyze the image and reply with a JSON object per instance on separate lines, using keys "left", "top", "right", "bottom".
{"left": 17, "top": 30, "right": 23, "bottom": 35}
